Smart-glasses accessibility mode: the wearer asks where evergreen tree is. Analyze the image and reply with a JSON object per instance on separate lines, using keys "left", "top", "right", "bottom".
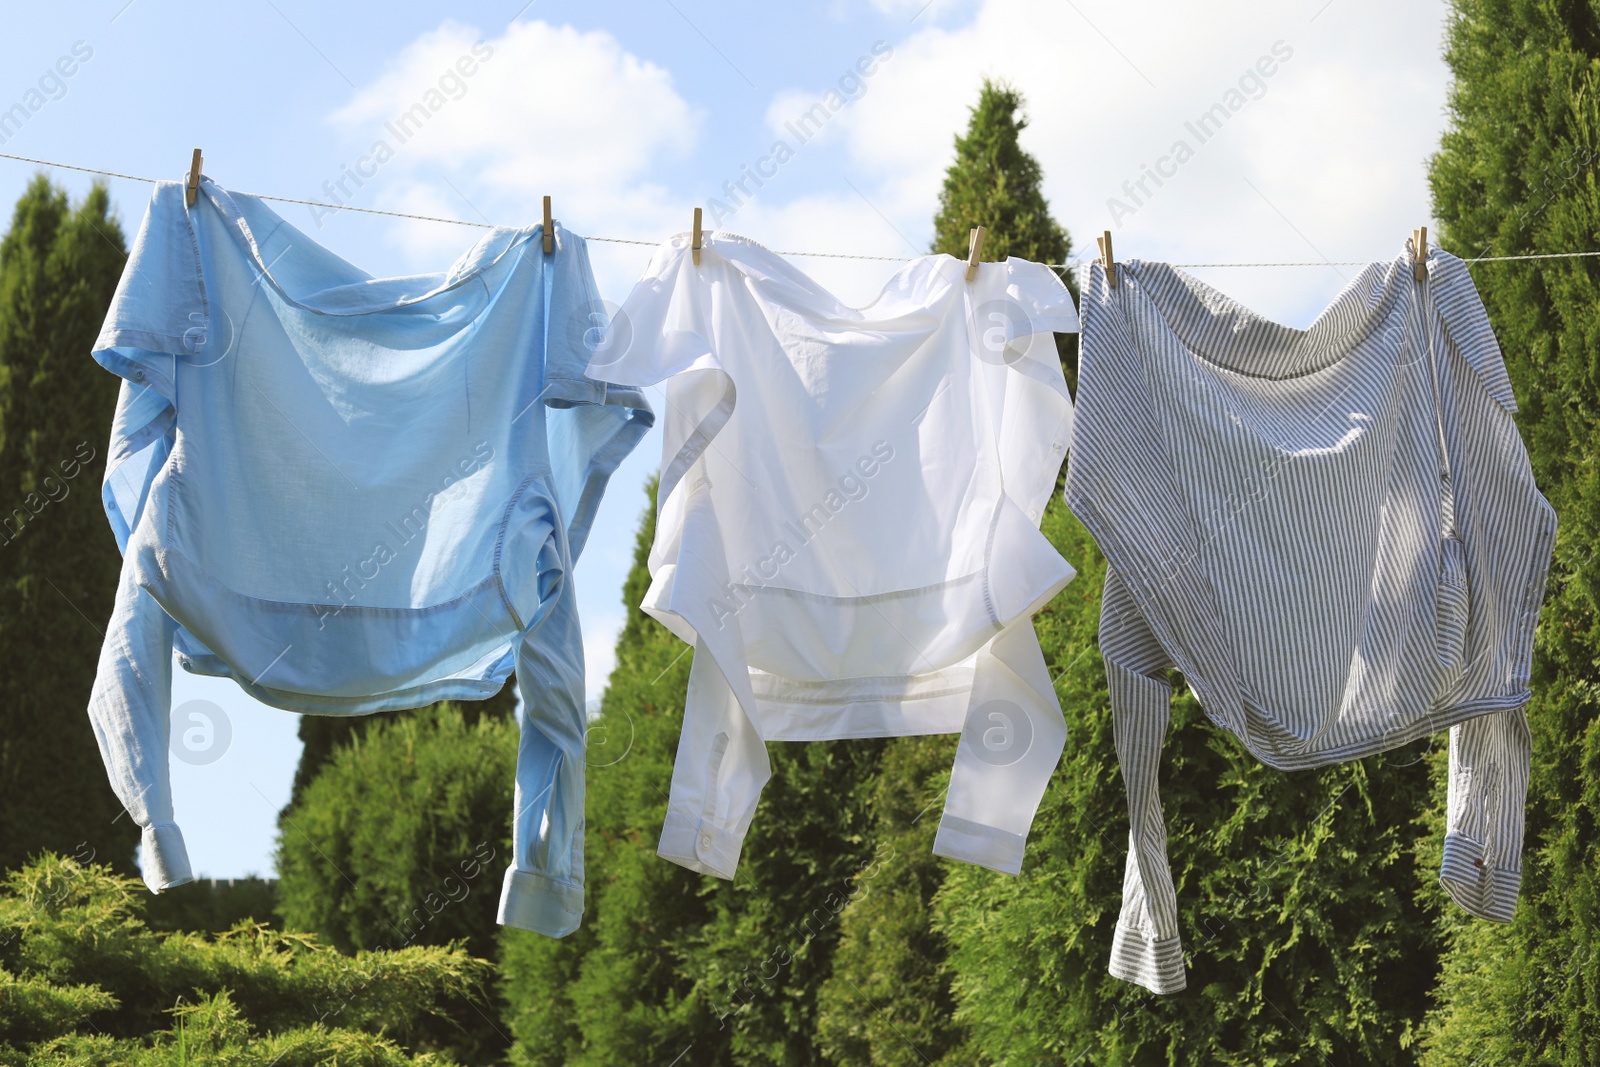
{"left": 287, "top": 680, "right": 518, "bottom": 807}
{"left": 275, "top": 703, "right": 514, "bottom": 960}
{"left": 930, "top": 78, "right": 1077, "bottom": 383}
{"left": 813, "top": 735, "right": 968, "bottom": 1066}
{"left": 275, "top": 702, "right": 518, "bottom": 1064}
{"left": 929, "top": 80, "right": 1072, "bottom": 268}
{"left": 0, "top": 175, "right": 135, "bottom": 876}
{"left": 1418, "top": 1, "right": 1600, "bottom": 1062}
{"left": 142, "top": 875, "right": 279, "bottom": 935}
{"left": 815, "top": 79, "right": 1072, "bottom": 1067}
{"left": 917, "top": 86, "right": 1440, "bottom": 1063}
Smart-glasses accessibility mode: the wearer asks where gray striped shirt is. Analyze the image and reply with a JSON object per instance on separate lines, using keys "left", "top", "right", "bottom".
{"left": 1065, "top": 242, "right": 1556, "bottom": 994}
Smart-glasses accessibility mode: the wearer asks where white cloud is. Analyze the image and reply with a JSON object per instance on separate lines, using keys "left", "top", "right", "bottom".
{"left": 796, "top": 0, "right": 1453, "bottom": 321}
{"left": 765, "top": 89, "right": 841, "bottom": 145}
{"left": 314, "top": 2, "right": 1454, "bottom": 326}
{"left": 331, "top": 19, "right": 697, "bottom": 190}
{"left": 321, "top": 18, "right": 699, "bottom": 292}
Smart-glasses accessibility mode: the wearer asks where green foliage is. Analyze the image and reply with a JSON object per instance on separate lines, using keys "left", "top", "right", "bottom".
{"left": 501, "top": 482, "right": 888, "bottom": 1065}
{"left": 930, "top": 79, "right": 1071, "bottom": 267}
{"left": 142, "top": 877, "right": 279, "bottom": 935}
{"left": 0, "top": 852, "right": 491, "bottom": 1065}
{"left": 0, "top": 175, "right": 135, "bottom": 876}
{"left": 289, "top": 684, "right": 518, "bottom": 808}
{"left": 276, "top": 704, "right": 513, "bottom": 960}
{"left": 288, "top": 685, "right": 521, "bottom": 812}
{"left": 0, "top": 967, "right": 116, "bottom": 1046}
{"left": 275, "top": 703, "right": 516, "bottom": 1064}
{"left": 814, "top": 79, "right": 1078, "bottom": 1067}
{"left": 1418, "top": 1, "right": 1600, "bottom": 1062}
{"left": 813, "top": 735, "right": 969, "bottom": 1066}
{"left": 18, "top": 988, "right": 461, "bottom": 1067}
{"left": 930, "top": 78, "right": 1078, "bottom": 384}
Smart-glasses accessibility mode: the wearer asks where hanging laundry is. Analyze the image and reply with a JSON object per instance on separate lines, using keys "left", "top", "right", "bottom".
{"left": 1066, "top": 241, "right": 1556, "bottom": 994}
{"left": 587, "top": 230, "right": 1078, "bottom": 879}
{"left": 86, "top": 177, "right": 653, "bottom": 937}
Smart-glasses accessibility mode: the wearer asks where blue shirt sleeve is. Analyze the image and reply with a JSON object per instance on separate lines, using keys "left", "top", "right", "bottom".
{"left": 538, "top": 227, "right": 653, "bottom": 560}
{"left": 92, "top": 181, "right": 206, "bottom": 552}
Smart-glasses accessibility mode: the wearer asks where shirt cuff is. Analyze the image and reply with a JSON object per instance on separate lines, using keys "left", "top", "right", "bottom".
{"left": 1109, "top": 922, "right": 1187, "bottom": 994}
{"left": 497, "top": 867, "right": 584, "bottom": 937}
{"left": 657, "top": 809, "right": 743, "bottom": 880}
{"left": 931, "top": 813, "right": 1027, "bottom": 875}
{"left": 1439, "top": 832, "right": 1521, "bottom": 922}
{"left": 140, "top": 821, "right": 193, "bottom": 892}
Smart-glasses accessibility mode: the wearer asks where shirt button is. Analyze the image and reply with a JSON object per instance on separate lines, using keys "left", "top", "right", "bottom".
{"left": 699, "top": 833, "right": 713, "bottom": 850}
{"left": 1028, "top": 508, "right": 1040, "bottom": 522}
{"left": 133, "top": 370, "right": 146, "bottom": 381}
{"left": 1052, "top": 441, "right": 1064, "bottom": 453}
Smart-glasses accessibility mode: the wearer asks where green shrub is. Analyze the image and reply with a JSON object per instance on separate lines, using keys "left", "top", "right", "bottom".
{"left": 274, "top": 703, "right": 516, "bottom": 1063}
{"left": 0, "top": 853, "right": 492, "bottom": 1065}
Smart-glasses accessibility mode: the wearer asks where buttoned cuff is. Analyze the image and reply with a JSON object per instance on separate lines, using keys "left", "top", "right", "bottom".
{"left": 140, "top": 821, "right": 193, "bottom": 892}
{"left": 931, "top": 813, "right": 1027, "bottom": 875}
{"left": 1439, "top": 832, "right": 1521, "bottom": 922}
{"left": 658, "top": 810, "right": 743, "bottom": 880}
{"left": 1109, "top": 922, "right": 1186, "bottom": 994}
{"left": 497, "top": 867, "right": 583, "bottom": 937}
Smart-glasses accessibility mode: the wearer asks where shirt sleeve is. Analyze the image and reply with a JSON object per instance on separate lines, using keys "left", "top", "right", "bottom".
{"left": 587, "top": 238, "right": 733, "bottom": 511}
{"left": 1428, "top": 250, "right": 1518, "bottom": 414}
{"left": 583, "top": 235, "right": 721, "bottom": 388}
{"left": 933, "top": 620, "right": 1068, "bottom": 875}
{"left": 1439, "top": 707, "right": 1529, "bottom": 922}
{"left": 972, "top": 258, "right": 1078, "bottom": 526}
{"left": 93, "top": 180, "right": 206, "bottom": 551}
{"left": 84, "top": 181, "right": 205, "bottom": 892}
{"left": 1097, "top": 567, "right": 1187, "bottom": 994}
{"left": 86, "top": 519, "right": 192, "bottom": 893}
{"left": 654, "top": 638, "right": 772, "bottom": 880}
{"left": 497, "top": 487, "right": 590, "bottom": 937}
{"left": 537, "top": 227, "right": 655, "bottom": 561}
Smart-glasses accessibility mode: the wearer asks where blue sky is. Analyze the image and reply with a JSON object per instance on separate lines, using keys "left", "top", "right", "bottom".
{"left": 2, "top": 0, "right": 1453, "bottom": 878}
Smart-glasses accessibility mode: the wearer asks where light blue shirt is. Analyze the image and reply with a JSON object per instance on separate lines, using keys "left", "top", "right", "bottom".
{"left": 86, "top": 176, "right": 652, "bottom": 937}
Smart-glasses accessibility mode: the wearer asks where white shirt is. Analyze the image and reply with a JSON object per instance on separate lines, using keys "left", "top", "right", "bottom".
{"left": 1067, "top": 243, "right": 1556, "bottom": 994}
{"left": 589, "top": 231, "right": 1079, "bottom": 878}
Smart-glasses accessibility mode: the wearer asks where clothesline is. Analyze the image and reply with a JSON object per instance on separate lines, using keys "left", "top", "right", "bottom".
{"left": 5, "top": 149, "right": 1598, "bottom": 269}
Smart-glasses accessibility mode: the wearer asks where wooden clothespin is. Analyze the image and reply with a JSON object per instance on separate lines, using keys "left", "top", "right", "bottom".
{"left": 1097, "top": 229, "right": 1117, "bottom": 288}
{"left": 965, "top": 226, "right": 986, "bottom": 281}
{"left": 543, "top": 196, "right": 554, "bottom": 254}
{"left": 1412, "top": 225, "right": 1428, "bottom": 281}
{"left": 692, "top": 207, "right": 703, "bottom": 266}
{"left": 185, "top": 148, "right": 203, "bottom": 208}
